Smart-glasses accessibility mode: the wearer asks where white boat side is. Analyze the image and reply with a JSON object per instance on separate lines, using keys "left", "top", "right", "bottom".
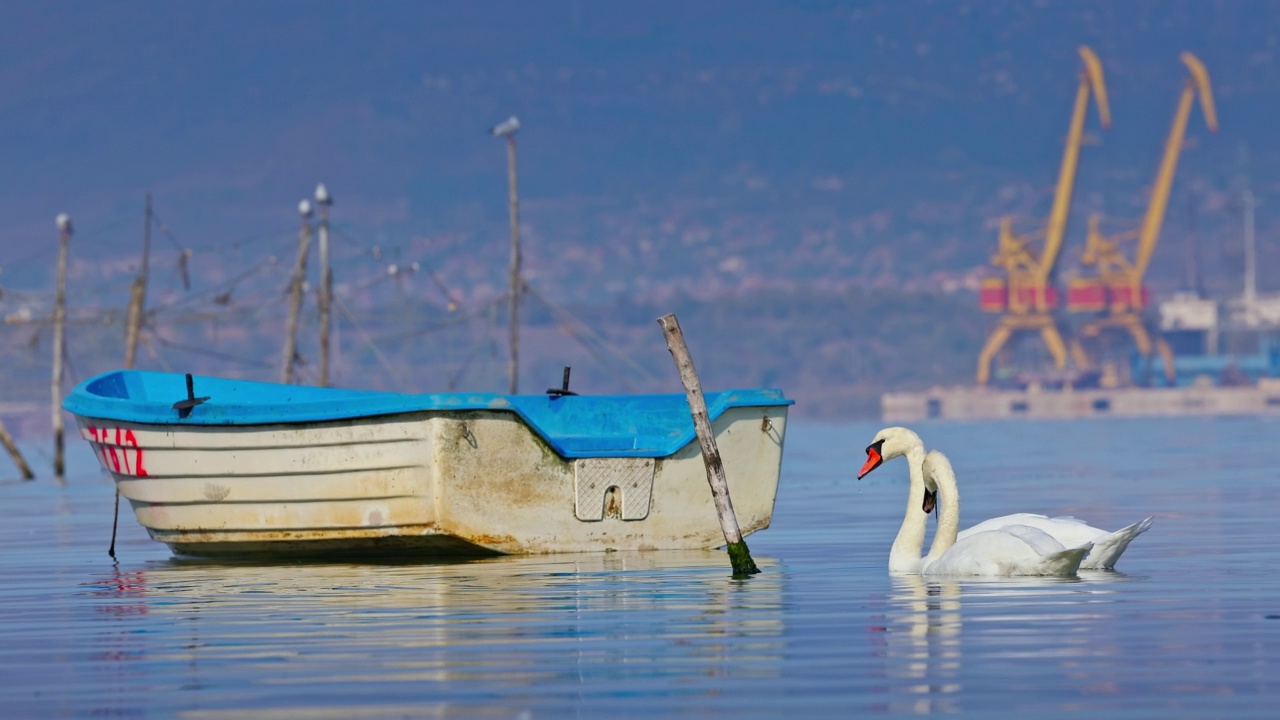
{"left": 76, "top": 405, "right": 788, "bottom": 557}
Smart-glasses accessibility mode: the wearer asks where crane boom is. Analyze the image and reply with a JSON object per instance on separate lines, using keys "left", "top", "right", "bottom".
{"left": 1036, "top": 46, "right": 1111, "bottom": 290}
{"left": 1133, "top": 52, "right": 1218, "bottom": 279}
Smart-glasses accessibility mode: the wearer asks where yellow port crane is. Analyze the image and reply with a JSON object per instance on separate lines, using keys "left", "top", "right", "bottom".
{"left": 1068, "top": 52, "right": 1218, "bottom": 385}
{"left": 976, "top": 46, "right": 1111, "bottom": 385}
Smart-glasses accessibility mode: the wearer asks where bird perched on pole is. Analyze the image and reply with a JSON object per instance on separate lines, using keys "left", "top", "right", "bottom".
{"left": 490, "top": 115, "right": 520, "bottom": 137}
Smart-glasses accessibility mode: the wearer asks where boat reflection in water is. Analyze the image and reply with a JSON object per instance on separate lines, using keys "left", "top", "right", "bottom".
{"left": 83, "top": 551, "right": 787, "bottom": 714}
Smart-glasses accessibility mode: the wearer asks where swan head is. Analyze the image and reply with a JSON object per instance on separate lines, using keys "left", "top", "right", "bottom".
{"left": 920, "top": 449, "right": 953, "bottom": 515}
{"left": 858, "top": 426, "right": 925, "bottom": 480}
{"left": 921, "top": 449, "right": 953, "bottom": 495}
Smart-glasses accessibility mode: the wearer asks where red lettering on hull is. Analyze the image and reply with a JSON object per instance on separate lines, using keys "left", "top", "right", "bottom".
{"left": 84, "top": 424, "right": 149, "bottom": 477}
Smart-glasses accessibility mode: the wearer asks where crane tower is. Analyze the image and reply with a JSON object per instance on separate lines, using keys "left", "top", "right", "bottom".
{"left": 1067, "top": 52, "right": 1218, "bottom": 386}
{"left": 977, "top": 46, "right": 1111, "bottom": 386}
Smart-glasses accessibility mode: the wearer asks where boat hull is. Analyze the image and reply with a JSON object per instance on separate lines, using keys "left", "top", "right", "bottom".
{"left": 76, "top": 405, "right": 787, "bottom": 557}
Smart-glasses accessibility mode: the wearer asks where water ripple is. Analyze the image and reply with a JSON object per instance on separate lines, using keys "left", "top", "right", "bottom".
{"left": 2, "top": 418, "right": 1279, "bottom": 716}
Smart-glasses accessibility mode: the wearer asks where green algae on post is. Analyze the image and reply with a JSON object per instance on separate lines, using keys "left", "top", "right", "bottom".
{"left": 727, "top": 540, "right": 761, "bottom": 577}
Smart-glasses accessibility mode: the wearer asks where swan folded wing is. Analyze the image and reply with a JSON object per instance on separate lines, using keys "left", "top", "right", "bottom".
{"left": 998, "top": 525, "right": 1092, "bottom": 576}
{"left": 958, "top": 513, "right": 1104, "bottom": 548}
{"left": 922, "top": 525, "right": 1085, "bottom": 577}
{"left": 999, "top": 524, "right": 1068, "bottom": 554}
{"left": 958, "top": 513, "right": 1051, "bottom": 538}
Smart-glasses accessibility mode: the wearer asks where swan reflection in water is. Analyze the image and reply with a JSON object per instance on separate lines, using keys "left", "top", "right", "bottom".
{"left": 878, "top": 573, "right": 1126, "bottom": 713}
{"left": 881, "top": 574, "right": 963, "bottom": 713}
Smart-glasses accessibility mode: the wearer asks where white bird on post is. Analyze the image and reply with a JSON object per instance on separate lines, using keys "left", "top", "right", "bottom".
{"left": 490, "top": 115, "right": 520, "bottom": 137}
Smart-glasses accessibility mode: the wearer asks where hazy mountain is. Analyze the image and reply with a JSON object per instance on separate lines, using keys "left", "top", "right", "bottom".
{"left": 1, "top": 1, "right": 1278, "bottom": 426}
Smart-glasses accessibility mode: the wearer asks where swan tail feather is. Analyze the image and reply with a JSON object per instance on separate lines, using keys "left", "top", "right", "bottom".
{"left": 1081, "top": 517, "right": 1154, "bottom": 570}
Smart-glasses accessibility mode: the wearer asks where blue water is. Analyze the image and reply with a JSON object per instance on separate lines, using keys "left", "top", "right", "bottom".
{"left": 2, "top": 417, "right": 1278, "bottom": 718}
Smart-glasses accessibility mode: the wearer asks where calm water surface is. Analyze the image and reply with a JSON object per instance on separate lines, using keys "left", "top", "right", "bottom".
{"left": 2, "top": 417, "right": 1278, "bottom": 718}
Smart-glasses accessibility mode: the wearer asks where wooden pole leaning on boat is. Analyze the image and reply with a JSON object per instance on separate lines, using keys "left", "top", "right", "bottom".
{"left": 52, "top": 214, "right": 72, "bottom": 480}
{"left": 657, "top": 313, "right": 761, "bottom": 577}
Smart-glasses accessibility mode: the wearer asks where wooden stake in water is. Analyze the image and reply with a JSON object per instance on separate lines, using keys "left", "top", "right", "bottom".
{"left": 486, "top": 116, "right": 524, "bottom": 394}
{"left": 657, "top": 312, "right": 761, "bottom": 577}
{"left": 504, "top": 134, "right": 521, "bottom": 395}
{"left": 282, "top": 199, "right": 314, "bottom": 383}
{"left": 0, "top": 420, "right": 34, "bottom": 480}
{"left": 123, "top": 280, "right": 144, "bottom": 367}
{"left": 315, "top": 184, "right": 333, "bottom": 387}
{"left": 123, "top": 193, "right": 151, "bottom": 370}
{"left": 52, "top": 214, "right": 72, "bottom": 480}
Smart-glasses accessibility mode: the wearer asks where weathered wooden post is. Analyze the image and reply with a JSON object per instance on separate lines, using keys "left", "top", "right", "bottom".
{"left": 123, "top": 193, "right": 151, "bottom": 369}
{"left": 52, "top": 213, "right": 72, "bottom": 480}
{"left": 0, "top": 420, "right": 33, "bottom": 480}
{"left": 491, "top": 115, "right": 522, "bottom": 394}
{"left": 657, "top": 312, "right": 761, "bottom": 577}
{"left": 282, "top": 199, "right": 314, "bottom": 383}
{"left": 315, "top": 183, "right": 333, "bottom": 387}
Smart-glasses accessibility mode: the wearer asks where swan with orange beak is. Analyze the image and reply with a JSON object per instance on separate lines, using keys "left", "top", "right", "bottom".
{"left": 857, "top": 427, "right": 936, "bottom": 573}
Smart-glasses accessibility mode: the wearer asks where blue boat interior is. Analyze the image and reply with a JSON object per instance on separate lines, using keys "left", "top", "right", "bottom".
{"left": 64, "top": 370, "right": 792, "bottom": 459}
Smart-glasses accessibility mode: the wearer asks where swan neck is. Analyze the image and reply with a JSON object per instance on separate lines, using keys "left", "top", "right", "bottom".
{"left": 924, "top": 457, "right": 961, "bottom": 566}
{"left": 888, "top": 447, "right": 928, "bottom": 573}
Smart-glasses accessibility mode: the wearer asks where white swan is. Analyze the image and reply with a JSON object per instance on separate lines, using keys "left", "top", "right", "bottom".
{"left": 859, "top": 427, "right": 1152, "bottom": 572}
{"left": 919, "top": 450, "right": 1090, "bottom": 577}
{"left": 856, "top": 426, "right": 933, "bottom": 573}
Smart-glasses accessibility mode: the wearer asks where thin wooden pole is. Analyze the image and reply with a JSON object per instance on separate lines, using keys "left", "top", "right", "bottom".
{"left": 0, "top": 420, "right": 34, "bottom": 480}
{"left": 315, "top": 184, "right": 333, "bottom": 387}
{"left": 505, "top": 135, "right": 521, "bottom": 394}
{"left": 52, "top": 214, "right": 72, "bottom": 480}
{"left": 124, "top": 194, "right": 152, "bottom": 369}
{"left": 282, "top": 200, "right": 314, "bottom": 383}
{"left": 657, "top": 312, "right": 760, "bottom": 577}
{"left": 123, "top": 280, "right": 143, "bottom": 368}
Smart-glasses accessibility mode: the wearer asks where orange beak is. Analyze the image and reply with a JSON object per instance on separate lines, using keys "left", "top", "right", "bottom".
{"left": 858, "top": 446, "right": 883, "bottom": 479}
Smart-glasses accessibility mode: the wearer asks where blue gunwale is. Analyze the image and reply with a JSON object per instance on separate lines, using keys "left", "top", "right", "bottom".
{"left": 64, "top": 370, "right": 792, "bottom": 459}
